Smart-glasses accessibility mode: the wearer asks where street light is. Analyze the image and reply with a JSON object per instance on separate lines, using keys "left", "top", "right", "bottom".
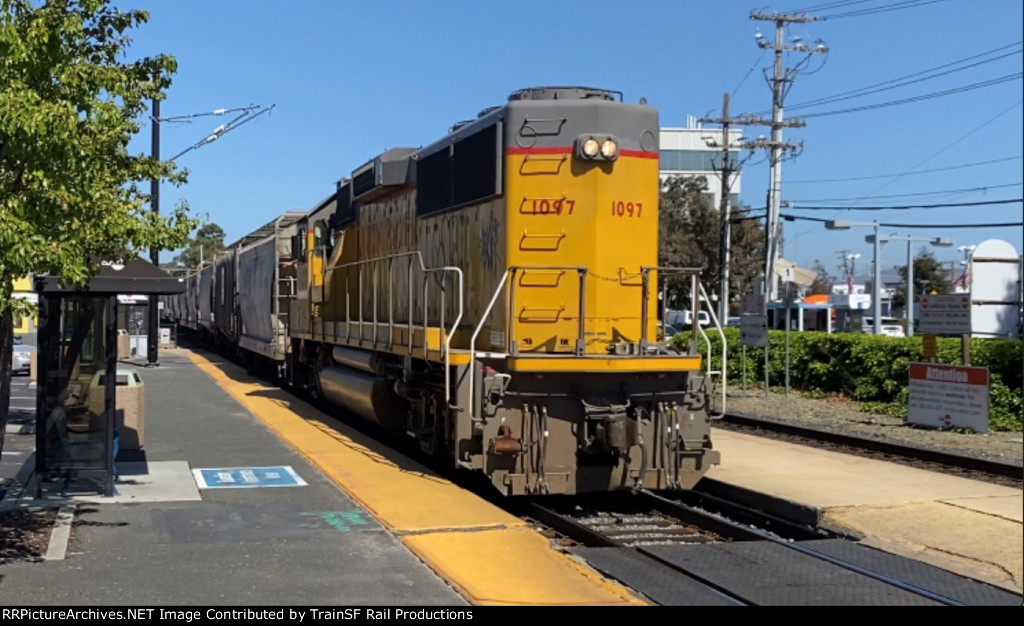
{"left": 864, "top": 233, "right": 954, "bottom": 336}
{"left": 826, "top": 220, "right": 882, "bottom": 336}
{"left": 958, "top": 245, "right": 976, "bottom": 291}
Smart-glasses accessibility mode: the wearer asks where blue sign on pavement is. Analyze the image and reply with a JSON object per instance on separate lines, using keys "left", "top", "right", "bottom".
{"left": 192, "top": 466, "right": 307, "bottom": 489}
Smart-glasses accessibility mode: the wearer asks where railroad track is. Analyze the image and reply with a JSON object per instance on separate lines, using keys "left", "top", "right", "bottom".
{"left": 719, "top": 412, "right": 1023, "bottom": 488}
{"left": 520, "top": 491, "right": 1020, "bottom": 606}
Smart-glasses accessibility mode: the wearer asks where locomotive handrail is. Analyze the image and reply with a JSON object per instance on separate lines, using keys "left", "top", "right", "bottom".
{"left": 329, "top": 250, "right": 463, "bottom": 406}
{"left": 639, "top": 266, "right": 704, "bottom": 349}
{"left": 468, "top": 269, "right": 512, "bottom": 422}
{"left": 697, "top": 280, "right": 727, "bottom": 419}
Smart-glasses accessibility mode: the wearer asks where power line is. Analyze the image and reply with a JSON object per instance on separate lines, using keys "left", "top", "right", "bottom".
{"left": 731, "top": 51, "right": 768, "bottom": 98}
{"left": 819, "top": 0, "right": 949, "bottom": 19}
{"left": 789, "top": 1, "right": 875, "bottom": 13}
{"left": 785, "top": 44, "right": 1021, "bottom": 111}
{"left": 169, "top": 104, "right": 276, "bottom": 162}
{"left": 786, "top": 155, "right": 1024, "bottom": 183}
{"left": 839, "top": 99, "right": 1023, "bottom": 206}
{"left": 783, "top": 213, "right": 1023, "bottom": 228}
{"left": 788, "top": 182, "right": 1023, "bottom": 203}
{"left": 158, "top": 105, "right": 258, "bottom": 123}
{"left": 801, "top": 72, "right": 1022, "bottom": 118}
{"left": 783, "top": 197, "right": 1022, "bottom": 211}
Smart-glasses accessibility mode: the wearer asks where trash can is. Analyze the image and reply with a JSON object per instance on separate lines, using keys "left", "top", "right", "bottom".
{"left": 117, "top": 329, "right": 131, "bottom": 360}
{"left": 87, "top": 367, "right": 145, "bottom": 451}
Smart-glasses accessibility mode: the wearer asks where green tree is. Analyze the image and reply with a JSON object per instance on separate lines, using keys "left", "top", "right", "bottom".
{"left": 658, "top": 174, "right": 765, "bottom": 312}
{"left": 1, "top": 0, "right": 197, "bottom": 452}
{"left": 170, "top": 222, "right": 226, "bottom": 269}
{"left": 808, "top": 259, "right": 833, "bottom": 295}
{"left": 893, "top": 249, "right": 950, "bottom": 310}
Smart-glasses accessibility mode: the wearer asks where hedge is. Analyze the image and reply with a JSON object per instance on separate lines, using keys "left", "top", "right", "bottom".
{"left": 671, "top": 328, "right": 1023, "bottom": 432}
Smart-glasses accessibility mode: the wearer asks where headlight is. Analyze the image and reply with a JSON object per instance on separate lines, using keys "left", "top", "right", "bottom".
{"left": 581, "top": 138, "right": 600, "bottom": 158}
{"left": 600, "top": 139, "right": 618, "bottom": 159}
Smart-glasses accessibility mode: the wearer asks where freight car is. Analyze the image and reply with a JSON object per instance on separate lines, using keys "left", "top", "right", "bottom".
{"left": 168, "top": 86, "right": 727, "bottom": 497}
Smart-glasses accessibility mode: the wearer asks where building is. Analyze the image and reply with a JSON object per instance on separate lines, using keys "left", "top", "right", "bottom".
{"left": 10, "top": 275, "right": 38, "bottom": 336}
{"left": 660, "top": 115, "right": 742, "bottom": 210}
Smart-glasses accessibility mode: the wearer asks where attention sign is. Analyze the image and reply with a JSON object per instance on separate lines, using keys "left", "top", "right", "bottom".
{"left": 907, "top": 363, "right": 990, "bottom": 433}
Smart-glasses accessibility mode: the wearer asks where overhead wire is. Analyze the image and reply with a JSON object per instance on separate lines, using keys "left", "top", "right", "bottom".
{"left": 830, "top": 99, "right": 1023, "bottom": 211}
{"left": 788, "top": 182, "right": 1023, "bottom": 203}
{"left": 780, "top": 197, "right": 1022, "bottom": 211}
{"left": 787, "top": 0, "right": 876, "bottom": 13}
{"left": 786, "top": 155, "right": 1024, "bottom": 183}
{"left": 818, "top": 0, "right": 949, "bottom": 19}
{"left": 781, "top": 213, "right": 1022, "bottom": 229}
{"left": 784, "top": 45, "right": 1022, "bottom": 111}
{"left": 800, "top": 72, "right": 1022, "bottom": 118}
{"left": 169, "top": 104, "right": 276, "bottom": 162}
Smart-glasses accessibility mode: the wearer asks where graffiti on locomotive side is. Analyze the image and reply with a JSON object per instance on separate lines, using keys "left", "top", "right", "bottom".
{"left": 425, "top": 211, "right": 471, "bottom": 270}
{"left": 480, "top": 215, "right": 501, "bottom": 272}
{"left": 359, "top": 193, "right": 417, "bottom": 257}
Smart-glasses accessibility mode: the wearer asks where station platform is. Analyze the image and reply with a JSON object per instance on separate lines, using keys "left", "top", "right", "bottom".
{"left": 3, "top": 347, "right": 1019, "bottom": 605}
{"left": 0, "top": 350, "right": 641, "bottom": 606}
{"left": 702, "top": 429, "right": 1023, "bottom": 595}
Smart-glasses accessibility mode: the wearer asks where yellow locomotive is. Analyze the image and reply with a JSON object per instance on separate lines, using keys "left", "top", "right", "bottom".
{"left": 282, "top": 86, "right": 727, "bottom": 496}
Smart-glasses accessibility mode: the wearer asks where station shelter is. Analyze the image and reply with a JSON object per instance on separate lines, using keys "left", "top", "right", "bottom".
{"left": 33, "top": 258, "right": 184, "bottom": 497}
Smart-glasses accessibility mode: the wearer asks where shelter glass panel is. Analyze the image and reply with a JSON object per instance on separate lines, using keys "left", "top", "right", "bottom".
{"left": 40, "top": 296, "right": 113, "bottom": 473}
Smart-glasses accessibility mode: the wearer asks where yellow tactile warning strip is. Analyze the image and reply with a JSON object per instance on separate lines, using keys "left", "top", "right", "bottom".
{"left": 187, "top": 350, "right": 645, "bottom": 606}
{"left": 402, "top": 527, "right": 646, "bottom": 606}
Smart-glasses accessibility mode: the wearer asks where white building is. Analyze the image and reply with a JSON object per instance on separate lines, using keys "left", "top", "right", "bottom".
{"left": 660, "top": 115, "right": 743, "bottom": 211}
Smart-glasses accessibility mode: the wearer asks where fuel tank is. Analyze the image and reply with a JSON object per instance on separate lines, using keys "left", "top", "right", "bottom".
{"left": 332, "top": 346, "right": 379, "bottom": 374}
{"left": 317, "top": 364, "right": 405, "bottom": 431}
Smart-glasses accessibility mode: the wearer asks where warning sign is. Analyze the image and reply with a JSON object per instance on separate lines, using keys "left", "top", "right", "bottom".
{"left": 907, "top": 363, "right": 990, "bottom": 433}
{"left": 921, "top": 334, "right": 937, "bottom": 361}
{"left": 918, "top": 294, "right": 971, "bottom": 335}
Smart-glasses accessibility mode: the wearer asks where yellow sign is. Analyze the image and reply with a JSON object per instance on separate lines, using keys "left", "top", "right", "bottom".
{"left": 922, "top": 334, "right": 938, "bottom": 361}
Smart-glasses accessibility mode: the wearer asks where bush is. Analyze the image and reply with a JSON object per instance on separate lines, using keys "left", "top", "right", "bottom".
{"left": 671, "top": 329, "right": 1023, "bottom": 432}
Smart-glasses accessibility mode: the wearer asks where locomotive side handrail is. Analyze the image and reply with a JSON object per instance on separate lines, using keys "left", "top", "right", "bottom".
{"left": 696, "top": 280, "right": 727, "bottom": 419}
{"left": 328, "top": 250, "right": 463, "bottom": 405}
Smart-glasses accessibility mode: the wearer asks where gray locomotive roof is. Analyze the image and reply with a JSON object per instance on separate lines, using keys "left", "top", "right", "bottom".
{"left": 228, "top": 210, "right": 308, "bottom": 249}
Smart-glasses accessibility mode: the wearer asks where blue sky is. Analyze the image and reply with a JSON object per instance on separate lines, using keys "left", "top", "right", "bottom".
{"left": 126, "top": 0, "right": 1023, "bottom": 280}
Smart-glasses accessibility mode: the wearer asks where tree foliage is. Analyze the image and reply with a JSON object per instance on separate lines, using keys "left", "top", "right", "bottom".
{"left": 808, "top": 259, "right": 833, "bottom": 295}
{"left": 168, "top": 222, "right": 225, "bottom": 269}
{"left": 893, "top": 249, "right": 950, "bottom": 310}
{"left": 1, "top": 0, "right": 198, "bottom": 451}
{"left": 658, "top": 174, "right": 765, "bottom": 312}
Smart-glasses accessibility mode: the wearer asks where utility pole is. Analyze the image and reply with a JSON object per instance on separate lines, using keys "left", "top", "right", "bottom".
{"left": 143, "top": 101, "right": 274, "bottom": 366}
{"left": 701, "top": 93, "right": 739, "bottom": 322}
{"left": 750, "top": 9, "right": 828, "bottom": 303}
{"left": 700, "top": 97, "right": 790, "bottom": 321}
{"left": 147, "top": 95, "right": 161, "bottom": 367}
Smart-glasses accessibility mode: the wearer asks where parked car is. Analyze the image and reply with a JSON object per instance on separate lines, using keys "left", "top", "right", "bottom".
{"left": 726, "top": 316, "right": 742, "bottom": 327}
{"left": 863, "top": 317, "right": 905, "bottom": 338}
{"left": 11, "top": 335, "right": 35, "bottom": 375}
{"left": 665, "top": 310, "right": 711, "bottom": 329}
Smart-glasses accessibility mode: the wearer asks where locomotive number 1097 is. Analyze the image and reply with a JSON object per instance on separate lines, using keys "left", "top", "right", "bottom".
{"left": 528, "top": 198, "right": 576, "bottom": 215}
{"left": 612, "top": 201, "right": 643, "bottom": 217}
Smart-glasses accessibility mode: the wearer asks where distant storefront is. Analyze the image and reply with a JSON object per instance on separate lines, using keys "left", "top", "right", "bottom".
{"left": 12, "top": 275, "right": 39, "bottom": 335}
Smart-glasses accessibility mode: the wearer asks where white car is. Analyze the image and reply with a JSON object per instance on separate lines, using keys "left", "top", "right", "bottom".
{"left": 11, "top": 335, "right": 35, "bottom": 375}
{"left": 863, "top": 317, "right": 905, "bottom": 338}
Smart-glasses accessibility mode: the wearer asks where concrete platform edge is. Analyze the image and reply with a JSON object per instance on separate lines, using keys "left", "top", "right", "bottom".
{"left": 697, "top": 477, "right": 827, "bottom": 530}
